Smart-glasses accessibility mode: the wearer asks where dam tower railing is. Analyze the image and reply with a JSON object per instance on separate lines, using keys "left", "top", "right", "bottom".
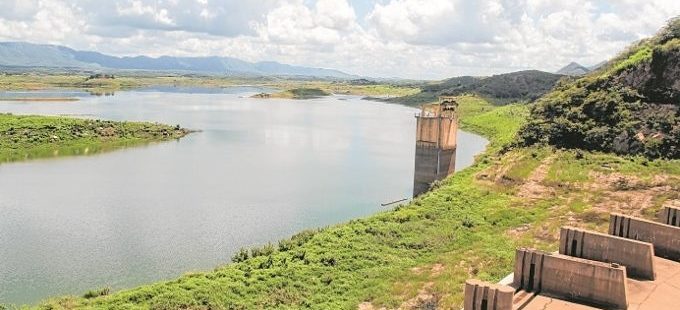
{"left": 412, "top": 96, "right": 459, "bottom": 197}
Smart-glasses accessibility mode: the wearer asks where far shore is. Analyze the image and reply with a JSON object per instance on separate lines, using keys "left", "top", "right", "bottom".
{"left": 0, "top": 97, "right": 80, "bottom": 102}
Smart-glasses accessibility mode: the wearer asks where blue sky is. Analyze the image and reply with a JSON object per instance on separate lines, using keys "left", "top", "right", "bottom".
{"left": 0, "top": 0, "right": 678, "bottom": 79}
{"left": 348, "top": 0, "right": 377, "bottom": 20}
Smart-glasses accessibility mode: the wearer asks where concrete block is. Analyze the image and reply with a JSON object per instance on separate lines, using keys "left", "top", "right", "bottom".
{"left": 609, "top": 213, "right": 680, "bottom": 261}
{"left": 463, "top": 279, "right": 514, "bottom": 310}
{"left": 660, "top": 206, "right": 680, "bottom": 227}
{"left": 559, "top": 227, "right": 656, "bottom": 280}
{"left": 513, "top": 248, "right": 629, "bottom": 309}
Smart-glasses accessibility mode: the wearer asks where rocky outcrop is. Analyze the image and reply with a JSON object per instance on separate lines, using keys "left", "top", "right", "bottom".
{"left": 615, "top": 46, "right": 680, "bottom": 104}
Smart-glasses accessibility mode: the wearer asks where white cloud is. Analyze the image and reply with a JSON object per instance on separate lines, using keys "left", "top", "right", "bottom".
{"left": 367, "top": 0, "right": 498, "bottom": 45}
{"left": 0, "top": 0, "right": 679, "bottom": 79}
{"left": 116, "top": 1, "right": 175, "bottom": 26}
{"left": 0, "top": 0, "right": 40, "bottom": 20}
{"left": 0, "top": 0, "right": 86, "bottom": 44}
{"left": 315, "top": 0, "right": 356, "bottom": 30}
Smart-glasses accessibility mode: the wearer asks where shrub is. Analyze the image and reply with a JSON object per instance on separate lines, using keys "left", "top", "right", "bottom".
{"left": 278, "top": 239, "right": 295, "bottom": 252}
{"left": 232, "top": 248, "right": 249, "bottom": 263}
{"left": 251, "top": 243, "right": 276, "bottom": 258}
{"left": 320, "top": 256, "right": 337, "bottom": 267}
{"left": 462, "top": 217, "right": 475, "bottom": 228}
{"left": 82, "top": 287, "right": 110, "bottom": 299}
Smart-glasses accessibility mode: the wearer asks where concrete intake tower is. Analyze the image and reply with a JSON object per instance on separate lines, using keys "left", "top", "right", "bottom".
{"left": 413, "top": 96, "right": 459, "bottom": 197}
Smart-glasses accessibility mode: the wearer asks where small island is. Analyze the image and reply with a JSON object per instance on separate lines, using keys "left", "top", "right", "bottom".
{"left": 252, "top": 87, "right": 331, "bottom": 100}
{"left": 0, "top": 113, "right": 192, "bottom": 163}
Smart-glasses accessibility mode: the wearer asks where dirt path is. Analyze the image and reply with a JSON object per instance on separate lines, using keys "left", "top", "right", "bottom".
{"left": 517, "top": 156, "right": 556, "bottom": 199}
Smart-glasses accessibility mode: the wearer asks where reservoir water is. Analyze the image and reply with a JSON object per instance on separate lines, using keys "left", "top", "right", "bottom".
{"left": 0, "top": 88, "right": 488, "bottom": 305}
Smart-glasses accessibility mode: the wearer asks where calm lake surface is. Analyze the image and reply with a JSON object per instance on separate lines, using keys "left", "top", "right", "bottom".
{"left": 0, "top": 88, "right": 488, "bottom": 305}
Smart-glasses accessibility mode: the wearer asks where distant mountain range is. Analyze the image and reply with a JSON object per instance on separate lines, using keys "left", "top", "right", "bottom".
{"left": 0, "top": 42, "right": 356, "bottom": 79}
{"left": 556, "top": 61, "right": 607, "bottom": 76}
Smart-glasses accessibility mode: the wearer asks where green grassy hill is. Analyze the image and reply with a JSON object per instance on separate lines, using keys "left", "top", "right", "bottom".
{"left": 519, "top": 18, "right": 680, "bottom": 159}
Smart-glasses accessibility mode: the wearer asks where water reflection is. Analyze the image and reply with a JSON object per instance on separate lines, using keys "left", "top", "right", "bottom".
{"left": 0, "top": 139, "right": 176, "bottom": 165}
{"left": 89, "top": 90, "right": 116, "bottom": 96}
{"left": 0, "top": 90, "right": 91, "bottom": 99}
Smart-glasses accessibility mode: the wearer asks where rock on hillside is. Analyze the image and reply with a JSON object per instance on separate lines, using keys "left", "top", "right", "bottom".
{"left": 614, "top": 45, "right": 680, "bottom": 103}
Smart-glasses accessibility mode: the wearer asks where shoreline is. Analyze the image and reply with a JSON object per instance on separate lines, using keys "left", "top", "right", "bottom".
{"left": 0, "top": 74, "right": 420, "bottom": 99}
{"left": 0, "top": 97, "right": 80, "bottom": 102}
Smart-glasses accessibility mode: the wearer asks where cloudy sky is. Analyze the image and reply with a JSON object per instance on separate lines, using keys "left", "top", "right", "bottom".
{"left": 0, "top": 0, "right": 679, "bottom": 79}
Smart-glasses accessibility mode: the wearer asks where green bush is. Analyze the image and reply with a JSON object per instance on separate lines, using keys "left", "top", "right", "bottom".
{"left": 82, "top": 287, "right": 110, "bottom": 299}
{"left": 232, "top": 248, "right": 249, "bottom": 263}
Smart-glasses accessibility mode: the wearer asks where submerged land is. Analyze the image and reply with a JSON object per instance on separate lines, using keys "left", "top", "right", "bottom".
{"left": 1, "top": 17, "right": 678, "bottom": 310}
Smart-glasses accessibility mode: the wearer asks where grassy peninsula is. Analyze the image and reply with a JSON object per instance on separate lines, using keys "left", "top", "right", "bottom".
{"left": 0, "top": 114, "right": 190, "bottom": 164}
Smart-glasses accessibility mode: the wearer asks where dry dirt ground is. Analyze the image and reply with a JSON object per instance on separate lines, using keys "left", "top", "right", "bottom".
{"left": 516, "top": 156, "right": 556, "bottom": 199}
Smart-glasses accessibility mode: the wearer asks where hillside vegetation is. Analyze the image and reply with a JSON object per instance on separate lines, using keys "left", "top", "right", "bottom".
{"left": 383, "top": 70, "right": 563, "bottom": 106}
{"left": 520, "top": 18, "right": 680, "bottom": 159}
{"left": 0, "top": 114, "right": 190, "bottom": 163}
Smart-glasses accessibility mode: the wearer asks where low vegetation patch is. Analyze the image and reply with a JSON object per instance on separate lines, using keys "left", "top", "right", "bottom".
{"left": 287, "top": 88, "right": 330, "bottom": 99}
{"left": 457, "top": 95, "right": 529, "bottom": 146}
{"left": 255, "top": 87, "right": 330, "bottom": 99}
{"left": 82, "top": 288, "right": 110, "bottom": 299}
